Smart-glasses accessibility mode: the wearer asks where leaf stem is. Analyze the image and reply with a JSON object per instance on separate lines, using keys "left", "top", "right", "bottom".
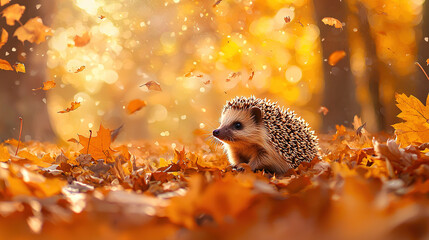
{"left": 87, "top": 130, "right": 92, "bottom": 154}
{"left": 415, "top": 62, "right": 429, "bottom": 81}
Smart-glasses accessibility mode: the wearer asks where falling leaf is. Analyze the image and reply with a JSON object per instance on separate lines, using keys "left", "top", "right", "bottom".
{"left": 73, "top": 32, "right": 91, "bottom": 47}
{"left": 14, "top": 17, "right": 52, "bottom": 44}
{"left": 1, "top": 4, "right": 25, "bottom": 26}
{"left": 0, "top": 59, "right": 13, "bottom": 71}
{"left": 426, "top": 59, "right": 429, "bottom": 66}
{"left": 0, "top": 0, "right": 10, "bottom": 7}
{"left": 99, "top": 15, "right": 105, "bottom": 19}
{"left": 226, "top": 72, "right": 241, "bottom": 82}
{"left": 78, "top": 124, "right": 114, "bottom": 160}
{"left": 318, "top": 106, "right": 329, "bottom": 116}
{"left": 248, "top": 70, "right": 255, "bottom": 81}
{"left": 75, "top": 66, "right": 86, "bottom": 73}
{"left": 58, "top": 101, "right": 81, "bottom": 113}
{"left": 284, "top": 16, "right": 291, "bottom": 23}
{"left": 13, "top": 62, "right": 25, "bottom": 73}
{"left": 203, "top": 80, "right": 211, "bottom": 85}
{"left": 212, "top": 0, "right": 222, "bottom": 7}
{"left": 126, "top": 99, "right": 147, "bottom": 115}
{"left": 32, "top": 81, "right": 56, "bottom": 91}
{"left": 0, "top": 28, "right": 8, "bottom": 49}
{"left": 392, "top": 93, "right": 429, "bottom": 146}
{"left": 140, "top": 80, "right": 162, "bottom": 91}
{"left": 328, "top": 50, "right": 346, "bottom": 66}
{"left": 321, "top": 17, "right": 343, "bottom": 29}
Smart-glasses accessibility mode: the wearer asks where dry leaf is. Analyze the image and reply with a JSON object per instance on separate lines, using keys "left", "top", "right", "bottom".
{"left": 0, "top": 0, "right": 10, "bottom": 7}
{"left": 13, "top": 63, "right": 25, "bottom": 73}
{"left": 328, "top": 50, "right": 346, "bottom": 66}
{"left": 14, "top": 17, "right": 53, "bottom": 44}
{"left": 426, "top": 58, "right": 429, "bottom": 66}
{"left": 1, "top": 4, "right": 25, "bottom": 26}
{"left": 0, "top": 28, "right": 8, "bottom": 49}
{"left": 284, "top": 16, "right": 291, "bottom": 23}
{"left": 78, "top": 124, "right": 114, "bottom": 160}
{"left": 213, "top": 0, "right": 222, "bottom": 7}
{"left": 248, "top": 71, "right": 255, "bottom": 81}
{"left": 322, "top": 17, "right": 343, "bottom": 29}
{"left": 73, "top": 32, "right": 91, "bottom": 47}
{"left": 75, "top": 66, "right": 86, "bottom": 73}
{"left": 226, "top": 72, "right": 241, "bottom": 82}
{"left": 99, "top": 15, "right": 106, "bottom": 20}
{"left": 58, "top": 101, "right": 81, "bottom": 113}
{"left": 0, "top": 58, "right": 13, "bottom": 71}
{"left": 126, "top": 99, "right": 146, "bottom": 115}
{"left": 318, "top": 106, "right": 329, "bottom": 116}
{"left": 392, "top": 93, "right": 429, "bottom": 146}
{"left": 140, "top": 80, "right": 162, "bottom": 91}
{"left": 32, "top": 81, "right": 56, "bottom": 91}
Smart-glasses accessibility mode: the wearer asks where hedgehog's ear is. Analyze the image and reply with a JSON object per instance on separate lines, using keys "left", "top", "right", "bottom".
{"left": 250, "top": 107, "right": 262, "bottom": 124}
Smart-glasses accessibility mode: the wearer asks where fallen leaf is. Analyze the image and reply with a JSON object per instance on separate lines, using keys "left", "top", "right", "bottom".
{"left": 284, "top": 16, "right": 291, "bottom": 23}
{"left": 14, "top": 17, "right": 53, "bottom": 44}
{"left": 0, "top": 59, "right": 13, "bottom": 71}
{"left": 0, "top": 0, "right": 10, "bottom": 7}
{"left": 1, "top": 4, "right": 25, "bottom": 26}
{"left": 32, "top": 81, "right": 56, "bottom": 91}
{"left": 328, "top": 50, "right": 346, "bottom": 66}
{"left": 58, "top": 101, "right": 81, "bottom": 113}
{"left": 0, "top": 28, "right": 8, "bottom": 49}
{"left": 126, "top": 99, "right": 147, "bottom": 115}
{"left": 13, "top": 63, "right": 25, "bottom": 73}
{"left": 318, "top": 106, "right": 329, "bottom": 116}
{"left": 73, "top": 32, "right": 91, "bottom": 47}
{"left": 322, "top": 17, "right": 343, "bottom": 29}
{"left": 392, "top": 93, "right": 429, "bottom": 146}
{"left": 74, "top": 66, "right": 86, "bottom": 73}
{"left": 140, "top": 80, "right": 162, "bottom": 91}
{"left": 78, "top": 124, "right": 114, "bottom": 160}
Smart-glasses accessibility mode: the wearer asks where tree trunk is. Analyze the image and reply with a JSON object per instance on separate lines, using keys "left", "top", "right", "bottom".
{"left": 313, "top": 0, "right": 360, "bottom": 132}
{"left": 0, "top": 1, "right": 56, "bottom": 142}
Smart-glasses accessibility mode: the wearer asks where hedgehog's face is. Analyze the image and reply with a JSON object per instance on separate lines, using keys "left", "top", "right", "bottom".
{"left": 213, "top": 107, "right": 263, "bottom": 144}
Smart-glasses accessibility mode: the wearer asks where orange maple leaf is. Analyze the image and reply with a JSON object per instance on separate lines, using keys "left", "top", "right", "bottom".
{"left": 73, "top": 32, "right": 91, "bottom": 47}
{"left": 32, "top": 80, "right": 56, "bottom": 91}
{"left": 14, "top": 17, "right": 52, "bottom": 44}
{"left": 328, "top": 50, "right": 346, "bottom": 66}
{"left": 1, "top": 4, "right": 25, "bottom": 26}
{"left": 126, "top": 99, "right": 146, "bottom": 114}
{"left": 58, "top": 101, "right": 81, "bottom": 113}
{"left": 0, "top": 0, "right": 10, "bottom": 7}
{"left": 392, "top": 93, "right": 429, "bottom": 146}
{"left": 0, "top": 28, "right": 8, "bottom": 49}
{"left": 322, "top": 17, "right": 343, "bottom": 29}
{"left": 78, "top": 124, "right": 114, "bottom": 160}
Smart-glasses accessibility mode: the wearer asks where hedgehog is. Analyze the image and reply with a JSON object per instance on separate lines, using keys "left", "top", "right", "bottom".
{"left": 212, "top": 96, "right": 319, "bottom": 175}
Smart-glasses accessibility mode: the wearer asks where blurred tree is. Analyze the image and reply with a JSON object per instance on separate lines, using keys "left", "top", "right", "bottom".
{"left": 0, "top": 1, "right": 55, "bottom": 141}
{"left": 313, "top": 0, "right": 360, "bottom": 132}
{"left": 415, "top": 0, "right": 429, "bottom": 102}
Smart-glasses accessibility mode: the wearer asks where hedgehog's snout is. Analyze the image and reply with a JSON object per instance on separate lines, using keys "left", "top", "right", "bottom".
{"left": 213, "top": 129, "right": 220, "bottom": 137}
{"left": 213, "top": 128, "right": 232, "bottom": 141}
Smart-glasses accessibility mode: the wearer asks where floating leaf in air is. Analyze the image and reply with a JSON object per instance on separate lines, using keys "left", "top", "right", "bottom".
{"left": 0, "top": 59, "right": 13, "bottom": 71}
{"left": 140, "top": 80, "right": 162, "bottom": 91}
{"left": 13, "top": 62, "right": 25, "bottom": 73}
{"left": 73, "top": 32, "right": 91, "bottom": 47}
{"left": 0, "top": 28, "right": 8, "bottom": 49}
{"left": 58, "top": 101, "right": 81, "bottom": 113}
{"left": 322, "top": 17, "right": 343, "bottom": 29}
{"left": 284, "top": 16, "right": 291, "bottom": 23}
{"left": 75, "top": 66, "right": 86, "bottom": 73}
{"left": 1, "top": 4, "right": 25, "bottom": 26}
{"left": 32, "top": 81, "right": 56, "bottom": 91}
{"left": 328, "top": 50, "right": 346, "bottom": 66}
{"left": 0, "top": 0, "right": 10, "bottom": 7}
{"left": 14, "top": 17, "right": 52, "bottom": 44}
{"left": 126, "top": 99, "right": 146, "bottom": 115}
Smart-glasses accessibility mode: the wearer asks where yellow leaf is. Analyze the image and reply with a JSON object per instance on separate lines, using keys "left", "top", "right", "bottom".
{"left": 321, "top": 17, "right": 343, "bottom": 29}
{"left": 13, "top": 62, "right": 25, "bottom": 73}
{"left": 0, "top": 0, "right": 10, "bottom": 7}
{"left": 0, "top": 28, "right": 8, "bottom": 49}
{"left": 392, "top": 93, "right": 429, "bottom": 146}
{"left": 14, "top": 17, "right": 52, "bottom": 44}
{"left": 1, "top": 4, "right": 25, "bottom": 26}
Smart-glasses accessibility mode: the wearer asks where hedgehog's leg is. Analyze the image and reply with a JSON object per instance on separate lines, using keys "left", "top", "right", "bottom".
{"left": 249, "top": 152, "right": 290, "bottom": 175}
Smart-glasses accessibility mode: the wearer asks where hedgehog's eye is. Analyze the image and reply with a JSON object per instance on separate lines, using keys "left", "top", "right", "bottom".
{"left": 233, "top": 122, "right": 243, "bottom": 130}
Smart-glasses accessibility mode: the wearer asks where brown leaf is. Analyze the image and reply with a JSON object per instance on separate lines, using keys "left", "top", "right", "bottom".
{"left": 74, "top": 66, "right": 86, "bottom": 73}
{"left": 0, "top": 28, "right": 8, "bottom": 49}
{"left": 140, "top": 80, "right": 162, "bottom": 91}
{"left": 212, "top": 0, "right": 222, "bottom": 7}
{"left": 73, "top": 32, "right": 91, "bottom": 47}
{"left": 58, "top": 101, "right": 81, "bottom": 113}
{"left": 284, "top": 16, "right": 291, "bottom": 23}
{"left": 321, "top": 17, "right": 343, "bottom": 29}
{"left": 14, "top": 17, "right": 53, "bottom": 44}
{"left": 318, "top": 106, "right": 329, "bottom": 116}
{"left": 0, "top": 59, "right": 13, "bottom": 71}
{"left": 328, "top": 50, "right": 346, "bottom": 66}
{"left": 126, "top": 99, "right": 147, "bottom": 115}
{"left": 1, "top": 4, "right": 25, "bottom": 26}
